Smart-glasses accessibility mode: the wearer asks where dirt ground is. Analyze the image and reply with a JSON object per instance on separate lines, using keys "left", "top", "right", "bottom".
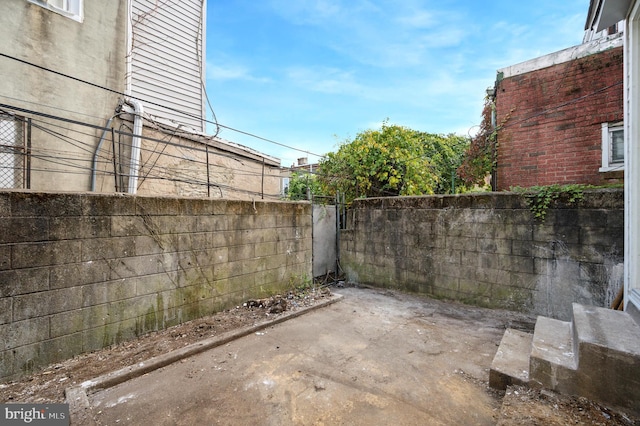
{"left": 0, "top": 286, "right": 332, "bottom": 405}
{"left": 496, "top": 386, "right": 637, "bottom": 425}
{"left": 1, "top": 284, "right": 638, "bottom": 425}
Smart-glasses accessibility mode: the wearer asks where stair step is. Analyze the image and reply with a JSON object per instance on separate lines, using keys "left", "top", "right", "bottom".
{"left": 496, "top": 304, "right": 640, "bottom": 418}
{"left": 529, "top": 316, "right": 577, "bottom": 390}
{"left": 489, "top": 328, "right": 533, "bottom": 390}
{"left": 572, "top": 303, "right": 640, "bottom": 356}
{"left": 568, "top": 303, "right": 640, "bottom": 415}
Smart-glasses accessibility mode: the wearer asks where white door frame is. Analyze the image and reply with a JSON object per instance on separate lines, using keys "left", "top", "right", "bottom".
{"left": 625, "top": 0, "right": 640, "bottom": 311}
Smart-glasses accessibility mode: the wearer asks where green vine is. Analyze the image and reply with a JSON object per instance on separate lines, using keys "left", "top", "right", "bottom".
{"left": 457, "top": 97, "right": 514, "bottom": 189}
{"left": 511, "top": 184, "right": 587, "bottom": 221}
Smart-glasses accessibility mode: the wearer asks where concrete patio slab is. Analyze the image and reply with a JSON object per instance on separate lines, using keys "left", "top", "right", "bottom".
{"left": 70, "top": 287, "right": 535, "bottom": 425}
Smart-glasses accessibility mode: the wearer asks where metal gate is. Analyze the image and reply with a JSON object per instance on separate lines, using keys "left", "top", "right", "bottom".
{"left": 311, "top": 193, "right": 347, "bottom": 279}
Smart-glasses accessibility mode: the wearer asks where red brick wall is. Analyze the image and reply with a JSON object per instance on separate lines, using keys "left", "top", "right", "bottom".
{"left": 495, "top": 47, "right": 623, "bottom": 190}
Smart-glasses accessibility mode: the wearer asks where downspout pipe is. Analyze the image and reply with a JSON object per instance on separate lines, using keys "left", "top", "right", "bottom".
{"left": 91, "top": 116, "right": 114, "bottom": 191}
{"left": 487, "top": 82, "right": 498, "bottom": 191}
{"left": 127, "top": 99, "right": 144, "bottom": 194}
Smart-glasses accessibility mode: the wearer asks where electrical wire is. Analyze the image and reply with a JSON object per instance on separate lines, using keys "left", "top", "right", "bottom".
{"left": 0, "top": 104, "right": 279, "bottom": 168}
{"left": 2, "top": 50, "right": 620, "bottom": 194}
{"left": 30, "top": 112, "right": 282, "bottom": 181}
{"left": 0, "top": 52, "right": 325, "bottom": 159}
{"left": 0, "top": 93, "right": 113, "bottom": 122}
{"left": 498, "top": 81, "right": 623, "bottom": 131}
{"left": 0, "top": 107, "right": 287, "bottom": 197}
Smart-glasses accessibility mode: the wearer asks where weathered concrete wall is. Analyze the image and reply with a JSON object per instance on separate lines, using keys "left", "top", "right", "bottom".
{"left": 0, "top": 191, "right": 311, "bottom": 381}
{"left": 340, "top": 190, "right": 623, "bottom": 320}
{"left": 93, "top": 122, "right": 284, "bottom": 200}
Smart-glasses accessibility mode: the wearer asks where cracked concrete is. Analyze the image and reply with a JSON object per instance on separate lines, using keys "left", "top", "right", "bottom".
{"left": 74, "top": 287, "right": 535, "bottom": 425}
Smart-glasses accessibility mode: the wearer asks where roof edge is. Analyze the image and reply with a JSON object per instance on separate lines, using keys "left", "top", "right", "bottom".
{"left": 120, "top": 106, "right": 282, "bottom": 167}
{"left": 497, "top": 32, "right": 623, "bottom": 79}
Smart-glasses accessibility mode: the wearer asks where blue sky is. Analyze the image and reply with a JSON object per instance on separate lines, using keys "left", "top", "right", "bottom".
{"left": 206, "top": 0, "right": 589, "bottom": 167}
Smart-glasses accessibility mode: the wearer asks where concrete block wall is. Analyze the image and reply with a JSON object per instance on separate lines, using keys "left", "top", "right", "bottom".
{"left": 0, "top": 191, "right": 311, "bottom": 381}
{"left": 340, "top": 190, "right": 623, "bottom": 319}
{"left": 496, "top": 46, "right": 624, "bottom": 190}
{"left": 93, "top": 123, "right": 284, "bottom": 200}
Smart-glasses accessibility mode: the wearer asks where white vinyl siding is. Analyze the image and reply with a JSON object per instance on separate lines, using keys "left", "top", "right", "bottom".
{"left": 129, "top": 0, "right": 205, "bottom": 131}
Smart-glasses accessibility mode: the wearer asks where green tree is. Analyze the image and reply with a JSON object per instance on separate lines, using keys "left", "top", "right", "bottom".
{"left": 285, "top": 171, "right": 322, "bottom": 200}
{"left": 318, "top": 122, "right": 469, "bottom": 203}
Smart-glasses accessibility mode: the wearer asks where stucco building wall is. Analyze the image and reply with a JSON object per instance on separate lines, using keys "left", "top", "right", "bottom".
{"left": 0, "top": 1, "right": 127, "bottom": 191}
{"left": 1, "top": 1, "right": 280, "bottom": 197}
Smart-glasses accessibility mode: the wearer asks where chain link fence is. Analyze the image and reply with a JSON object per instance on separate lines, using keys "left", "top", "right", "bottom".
{"left": 0, "top": 113, "right": 29, "bottom": 189}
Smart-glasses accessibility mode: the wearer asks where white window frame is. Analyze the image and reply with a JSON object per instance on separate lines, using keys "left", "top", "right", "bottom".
{"left": 27, "top": 0, "right": 83, "bottom": 23}
{"left": 281, "top": 177, "right": 290, "bottom": 197}
{"left": 600, "top": 121, "right": 625, "bottom": 172}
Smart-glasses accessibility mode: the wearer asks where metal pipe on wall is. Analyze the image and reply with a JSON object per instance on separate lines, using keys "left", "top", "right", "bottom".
{"left": 90, "top": 116, "right": 114, "bottom": 191}
{"left": 127, "top": 99, "right": 144, "bottom": 194}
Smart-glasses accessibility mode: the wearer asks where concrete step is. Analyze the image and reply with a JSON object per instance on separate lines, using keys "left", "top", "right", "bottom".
{"left": 572, "top": 303, "right": 640, "bottom": 360}
{"left": 528, "top": 316, "right": 577, "bottom": 390}
{"left": 489, "top": 328, "right": 533, "bottom": 390}
{"left": 491, "top": 304, "right": 640, "bottom": 417}
{"left": 567, "top": 303, "right": 640, "bottom": 415}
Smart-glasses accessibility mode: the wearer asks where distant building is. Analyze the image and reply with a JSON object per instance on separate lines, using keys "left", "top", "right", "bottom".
{"left": 280, "top": 157, "right": 319, "bottom": 198}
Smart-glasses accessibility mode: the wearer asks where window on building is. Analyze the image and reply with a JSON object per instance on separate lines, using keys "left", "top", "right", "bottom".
{"left": 0, "top": 113, "right": 28, "bottom": 189}
{"left": 600, "top": 122, "right": 624, "bottom": 172}
{"left": 281, "top": 177, "right": 290, "bottom": 197}
{"left": 27, "top": 0, "right": 83, "bottom": 23}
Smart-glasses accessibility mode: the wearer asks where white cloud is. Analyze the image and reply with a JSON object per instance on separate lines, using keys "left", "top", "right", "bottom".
{"left": 267, "top": 0, "right": 469, "bottom": 68}
{"left": 207, "top": 64, "right": 248, "bottom": 80}
{"left": 286, "top": 66, "right": 365, "bottom": 95}
{"left": 491, "top": 21, "right": 531, "bottom": 38}
{"left": 396, "top": 10, "right": 437, "bottom": 29}
{"left": 486, "top": 11, "right": 586, "bottom": 70}
{"left": 206, "top": 62, "right": 270, "bottom": 83}
{"left": 266, "top": 0, "right": 344, "bottom": 25}
{"left": 206, "top": 0, "right": 591, "bottom": 159}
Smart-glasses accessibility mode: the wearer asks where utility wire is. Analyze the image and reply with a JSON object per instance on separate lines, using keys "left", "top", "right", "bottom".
{"left": 498, "top": 81, "right": 623, "bottom": 131}
{"left": 2, "top": 108, "right": 286, "bottom": 196}
{"left": 0, "top": 104, "right": 281, "bottom": 167}
{"left": 5, "top": 51, "right": 617, "bottom": 194}
{"left": 16, "top": 110, "right": 284, "bottom": 181}
{"left": 0, "top": 52, "right": 325, "bottom": 159}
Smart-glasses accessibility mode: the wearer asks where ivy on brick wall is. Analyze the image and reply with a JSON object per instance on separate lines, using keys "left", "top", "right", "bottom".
{"left": 457, "top": 97, "right": 513, "bottom": 189}
{"left": 457, "top": 98, "right": 495, "bottom": 188}
{"left": 512, "top": 184, "right": 586, "bottom": 221}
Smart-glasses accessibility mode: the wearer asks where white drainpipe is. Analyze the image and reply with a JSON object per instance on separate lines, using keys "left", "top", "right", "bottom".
{"left": 128, "top": 99, "right": 144, "bottom": 194}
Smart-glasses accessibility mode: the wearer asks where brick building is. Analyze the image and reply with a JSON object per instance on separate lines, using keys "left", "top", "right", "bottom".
{"left": 493, "top": 33, "right": 624, "bottom": 190}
